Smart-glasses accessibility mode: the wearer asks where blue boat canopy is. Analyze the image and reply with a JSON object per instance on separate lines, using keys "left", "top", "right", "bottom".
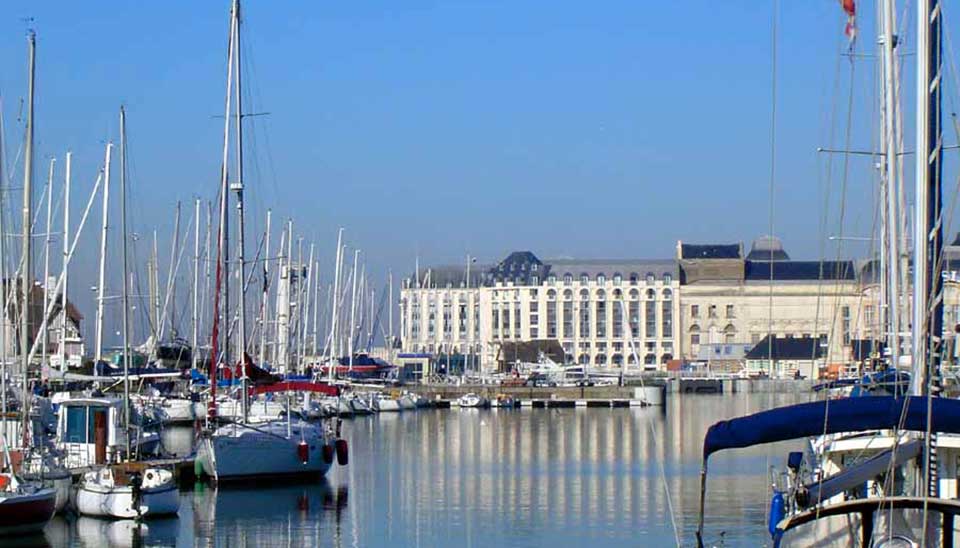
{"left": 702, "top": 396, "right": 960, "bottom": 461}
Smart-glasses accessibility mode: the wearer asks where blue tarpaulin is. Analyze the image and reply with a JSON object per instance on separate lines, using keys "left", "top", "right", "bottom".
{"left": 702, "top": 396, "right": 960, "bottom": 461}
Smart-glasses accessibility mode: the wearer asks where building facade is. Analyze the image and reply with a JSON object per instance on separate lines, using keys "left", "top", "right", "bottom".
{"left": 400, "top": 235, "right": 960, "bottom": 377}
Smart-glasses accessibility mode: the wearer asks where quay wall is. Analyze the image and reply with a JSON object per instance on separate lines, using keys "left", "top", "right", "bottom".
{"left": 401, "top": 378, "right": 813, "bottom": 401}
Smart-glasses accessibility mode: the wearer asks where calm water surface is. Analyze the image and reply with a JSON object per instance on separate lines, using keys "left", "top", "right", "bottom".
{"left": 31, "top": 393, "right": 811, "bottom": 547}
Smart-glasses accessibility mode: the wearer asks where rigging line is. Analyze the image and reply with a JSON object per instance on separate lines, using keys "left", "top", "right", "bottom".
{"left": 815, "top": 35, "right": 861, "bottom": 525}
{"left": 766, "top": 0, "right": 778, "bottom": 378}
{"left": 812, "top": 15, "right": 848, "bottom": 378}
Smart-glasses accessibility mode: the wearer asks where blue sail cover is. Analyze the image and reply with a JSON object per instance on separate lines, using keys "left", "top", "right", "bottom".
{"left": 702, "top": 396, "right": 960, "bottom": 461}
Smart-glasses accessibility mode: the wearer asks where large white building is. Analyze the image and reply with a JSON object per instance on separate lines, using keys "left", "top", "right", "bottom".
{"left": 399, "top": 236, "right": 960, "bottom": 378}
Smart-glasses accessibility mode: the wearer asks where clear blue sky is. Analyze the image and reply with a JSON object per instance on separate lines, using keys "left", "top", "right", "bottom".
{"left": 0, "top": 1, "right": 933, "bottom": 337}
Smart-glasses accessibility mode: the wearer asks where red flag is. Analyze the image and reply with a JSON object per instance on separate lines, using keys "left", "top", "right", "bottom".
{"left": 840, "top": 0, "right": 855, "bottom": 16}
{"left": 839, "top": 0, "right": 856, "bottom": 42}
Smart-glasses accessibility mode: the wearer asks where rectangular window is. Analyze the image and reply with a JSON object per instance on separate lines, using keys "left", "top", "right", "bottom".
{"left": 842, "top": 306, "right": 851, "bottom": 345}
{"left": 596, "top": 301, "right": 607, "bottom": 338}
{"left": 530, "top": 327, "right": 539, "bottom": 339}
{"left": 580, "top": 304, "right": 591, "bottom": 337}
{"left": 645, "top": 301, "right": 657, "bottom": 339}
{"left": 612, "top": 304, "right": 623, "bottom": 338}
{"left": 547, "top": 300, "right": 558, "bottom": 338}
{"left": 708, "top": 305, "right": 717, "bottom": 319}
{"left": 629, "top": 302, "right": 640, "bottom": 338}
{"left": 562, "top": 301, "right": 573, "bottom": 338}
{"left": 662, "top": 301, "right": 673, "bottom": 338}
{"left": 725, "top": 304, "right": 735, "bottom": 319}
{"left": 691, "top": 305, "right": 699, "bottom": 318}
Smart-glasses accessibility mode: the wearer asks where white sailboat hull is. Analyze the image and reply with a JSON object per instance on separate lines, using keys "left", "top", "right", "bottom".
{"left": 72, "top": 468, "right": 179, "bottom": 519}
{"left": 374, "top": 398, "right": 400, "bottom": 412}
{"left": 197, "top": 421, "right": 333, "bottom": 481}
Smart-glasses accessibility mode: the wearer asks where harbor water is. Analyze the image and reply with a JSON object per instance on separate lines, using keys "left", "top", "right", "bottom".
{"left": 29, "top": 393, "right": 808, "bottom": 547}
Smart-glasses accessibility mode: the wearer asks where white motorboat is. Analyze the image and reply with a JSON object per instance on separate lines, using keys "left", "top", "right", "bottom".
{"left": 348, "top": 395, "right": 374, "bottom": 416}
{"left": 371, "top": 393, "right": 400, "bottom": 412}
{"left": 491, "top": 395, "right": 519, "bottom": 408}
{"left": 320, "top": 397, "right": 353, "bottom": 418}
{"left": 196, "top": 419, "right": 340, "bottom": 481}
{"left": 72, "top": 465, "right": 179, "bottom": 519}
{"left": 457, "top": 393, "right": 489, "bottom": 408}
{"left": 398, "top": 393, "right": 418, "bottom": 411}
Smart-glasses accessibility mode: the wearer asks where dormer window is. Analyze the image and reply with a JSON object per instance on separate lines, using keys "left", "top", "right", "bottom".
{"left": 646, "top": 272, "right": 655, "bottom": 285}
{"left": 597, "top": 274, "right": 606, "bottom": 285}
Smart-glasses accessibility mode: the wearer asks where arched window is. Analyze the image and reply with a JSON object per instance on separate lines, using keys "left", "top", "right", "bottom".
{"left": 563, "top": 289, "right": 573, "bottom": 300}
{"left": 613, "top": 288, "right": 623, "bottom": 299}
{"left": 578, "top": 354, "right": 590, "bottom": 365}
{"left": 613, "top": 273, "right": 622, "bottom": 286}
{"left": 646, "top": 272, "right": 655, "bottom": 285}
{"left": 629, "top": 288, "right": 640, "bottom": 300}
{"left": 611, "top": 354, "right": 623, "bottom": 365}
{"left": 646, "top": 288, "right": 656, "bottom": 300}
{"left": 662, "top": 288, "right": 673, "bottom": 300}
{"left": 627, "top": 353, "right": 638, "bottom": 365}
{"left": 690, "top": 325, "right": 701, "bottom": 347}
{"left": 644, "top": 353, "right": 657, "bottom": 365}
{"left": 661, "top": 353, "right": 673, "bottom": 364}
{"left": 563, "top": 273, "right": 573, "bottom": 286}
{"left": 548, "top": 274, "right": 557, "bottom": 285}
{"left": 580, "top": 273, "right": 590, "bottom": 284}
{"left": 594, "top": 353, "right": 608, "bottom": 365}
{"left": 596, "top": 289, "right": 606, "bottom": 301}
{"left": 580, "top": 289, "right": 590, "bottom": 301}
{"left": 629, "top": 273, "right": 639, "bottom": 285}
{"left": 724, "top": 323, "right": 737, "bottom": 344}
{"left": 663, "top": 273, "right": 673, "bottom": 284}
{"left": 547, "top": 289, "right": 557, "bottom": 300}
{"left": 597, "top": 274, "right": 606, "bottom": 285}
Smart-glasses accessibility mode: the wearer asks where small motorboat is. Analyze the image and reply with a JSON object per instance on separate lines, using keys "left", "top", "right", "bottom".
{"left": 491, "top": 395, "right": 519, "bottom": 408}
{"left": 398, "top": 393, "right": 418, "bottom": 411}
{"left": 457, "top": 393, "right": 489, "bottom": 409}
{"left": 372, "top": 394, "right": 400, "bottom": 412}
{"left": 348, "top": 395, "right": 374, "bottom": 416}
{"left": 72, "top": 465, "right": 179, "bottom": 519}
{"left": 0, "top": 473, "right": 56, "bottom": 535}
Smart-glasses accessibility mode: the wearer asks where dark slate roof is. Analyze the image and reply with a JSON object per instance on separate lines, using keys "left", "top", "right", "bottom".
{"left": 744, "top": 260, "right": 855, "bottom": 281}
{"left": 488, "top": 251, "right": 547, "bottom": 285}
{"left": 412, "top": 264, "right": 491, "bottom": 288}
{"left": 680, "top": 243, "right": 742, "bottom": 260}
{"left": 745, "top": 335, "right": 825, "bottom": 360}
{"left": 546, "top": 258, "right": 678, "bottom": 280}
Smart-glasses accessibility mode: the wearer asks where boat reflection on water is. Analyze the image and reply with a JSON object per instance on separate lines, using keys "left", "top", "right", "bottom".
{"left": 193, "top": 478, "right": 349, "bottom": 545}
{"left": 43, "top": 514, "right": 178, "bottom": 548}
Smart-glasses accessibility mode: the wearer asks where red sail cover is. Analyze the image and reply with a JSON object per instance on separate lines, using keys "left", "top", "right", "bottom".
{"left": 249, "top": 381, "right": 341, "bottom": 397}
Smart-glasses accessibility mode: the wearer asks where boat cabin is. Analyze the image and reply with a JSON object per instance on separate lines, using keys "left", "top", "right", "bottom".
{"left": 56, "top": 398, "right": 125, "bottom": 469}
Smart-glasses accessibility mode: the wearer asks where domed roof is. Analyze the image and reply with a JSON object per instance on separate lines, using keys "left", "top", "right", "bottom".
{"left": 746, "top": 235, "right": 790, "bottom": 261}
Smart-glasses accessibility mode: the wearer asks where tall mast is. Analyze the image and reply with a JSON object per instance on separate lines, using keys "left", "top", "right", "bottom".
{"left": 119, "top": 107, "right": 132, "bottom": 457}
{"left": 328, "top": 229, "right": 343, "bottom": 381}
{"left": 60, "top": 153, "right": 71, "bottom": 372}
{"left": 258, "top": 209, "right": 271, "bottom": 367}
{"left": 912, "top": 0, "right": 943, "bottom": 399}
{"left": 20, "top": 31, "right": 36, "bottom": 447}
{"left": 1, "top": 96, "right": 8, "bottom": 425}
{"left": 192, "top": 198, "right": 201, "bottom": 370}
{"left": 94, "top": 143, "right": 113, "bottom": 365}
{"left": 348, "top": 250, "right": 360, "bottom": 372}
{"left": 41, "top": 158, "right": 54, "bottom": 371}
{"left": 388, "top": 269, "right": 394, "bottom": 361}
{"left": 880, "top": 0, "right": 902, "bottom": 370}
{"left": 232, "top": 0, "right": 249, "bottom": 379}
{"left": 214, "top": 0, "right": 239, "bottom": 407}
{"left": 312, "top": 259, "right": 320, "bottom": 357}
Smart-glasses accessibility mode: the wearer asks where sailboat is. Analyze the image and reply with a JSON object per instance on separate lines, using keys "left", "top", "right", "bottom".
{"left": 196, "top": 0, "right": 347, "bottom": 482}
{"left": 0, "top": 31, "right": 58, "bottom": 534}
{"left": 696, "top": 1, "right": 960, "bottom": 546}
{"left": 72, "top": 108, "right": 179, "bottom": 520}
